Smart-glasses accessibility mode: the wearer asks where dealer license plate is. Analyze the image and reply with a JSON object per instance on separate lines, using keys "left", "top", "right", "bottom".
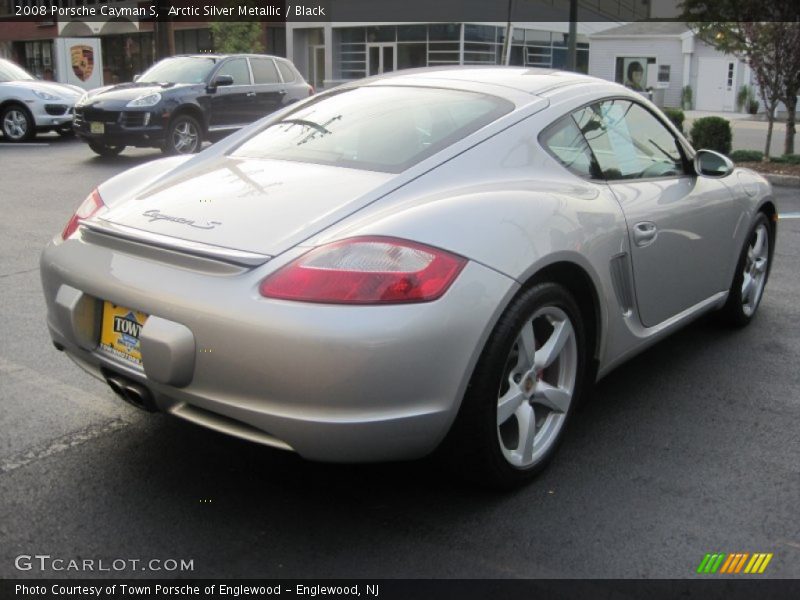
{"left": 99, "top": 301, "right": 148, "bottom": 367}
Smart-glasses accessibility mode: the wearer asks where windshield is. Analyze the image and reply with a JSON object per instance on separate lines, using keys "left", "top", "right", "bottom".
{"left": 0, "top": 59, "right": 35, "bottom": 83}
{"left": 232, "top": 86, "right": 513, "bottom": 173}
{"left": 138, "top": 57, "right": 217, "bottom": 84}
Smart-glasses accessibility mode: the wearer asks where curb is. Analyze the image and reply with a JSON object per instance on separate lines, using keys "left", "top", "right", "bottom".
{"left": 764, "top": 174, "right": 800, "bottom": 188}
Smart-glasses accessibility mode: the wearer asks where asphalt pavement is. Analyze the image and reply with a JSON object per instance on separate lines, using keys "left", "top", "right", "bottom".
{"left": 1, "top": 134, "right": 798, "bottom": 579}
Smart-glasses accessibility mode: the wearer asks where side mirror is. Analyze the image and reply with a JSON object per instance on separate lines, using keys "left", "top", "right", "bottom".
{"left": 694, "top": 149, "right": 734, "bottom": 178}
{"left": 209, "top": 74, "right": 234, "bottom": 91}
{"left": 132, "top": 74, "right": 141, "bottom": 82}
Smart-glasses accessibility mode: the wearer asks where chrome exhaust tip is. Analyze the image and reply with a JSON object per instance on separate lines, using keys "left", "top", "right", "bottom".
{"left": 105, "top": 374, "right": 158, "bottom": 413}
{"left": 106, "top": 375, "right": 126, "bottom": 398}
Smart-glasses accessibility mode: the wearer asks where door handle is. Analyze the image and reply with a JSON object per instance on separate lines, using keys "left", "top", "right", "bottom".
{"left": 279, "top": 90, "right": 287, "bottom": 95}
{"left": 633, "top": 221, "right": 658, "bottom": 247}
{"left": 246, "top": 91, "right": 256, "bottom": 97}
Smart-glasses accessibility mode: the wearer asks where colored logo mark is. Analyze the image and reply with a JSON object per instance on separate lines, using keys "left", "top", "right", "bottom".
{"left": 697, "top": 553, "right": 773, "bottom": 574}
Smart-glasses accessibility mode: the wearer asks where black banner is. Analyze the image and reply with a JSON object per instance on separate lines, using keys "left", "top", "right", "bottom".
{"left": 4, "top": 0, "right": 798, "bottom": 24}
{"left": 3, "top": 579, "right": 800, "bottom": 600}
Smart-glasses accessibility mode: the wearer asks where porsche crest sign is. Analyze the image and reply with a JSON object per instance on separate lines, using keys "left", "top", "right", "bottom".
{"left": 70, "top": 44, "right": 94, "bottom": 82}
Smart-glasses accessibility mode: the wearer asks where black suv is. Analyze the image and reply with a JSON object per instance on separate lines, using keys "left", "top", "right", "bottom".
{"left": 73, "top": 54, "right": 313, "bottom": 156}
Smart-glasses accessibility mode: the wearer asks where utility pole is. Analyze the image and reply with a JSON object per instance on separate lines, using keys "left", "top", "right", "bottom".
{"left": 153, "top": 0, "right": 174, "bottom": 61}
{"left": 501, "top": 0, "right": 513, "bottom": 65}
{"left": 566, "top": 0, "right": 578, "bottom": 71}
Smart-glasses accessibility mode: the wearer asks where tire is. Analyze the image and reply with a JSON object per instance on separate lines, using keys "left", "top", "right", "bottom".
{"left": 438, "top": 282, "right": 588, "bottom": 489}
{"left": 1, "top": 104, "right": 35, "bottom": 142}
{"left": 88, "top": 140, "right": 125, "bottom": 157}
{"left": 162, "top": 114, "right": 202, "bottom": 155}
{"left": 719, "top": 212, "right": 773, "bottom": 327}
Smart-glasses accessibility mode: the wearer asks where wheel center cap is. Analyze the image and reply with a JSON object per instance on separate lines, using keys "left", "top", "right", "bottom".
{"left": 523, "top": 377, "right": 535, "bottom": 393}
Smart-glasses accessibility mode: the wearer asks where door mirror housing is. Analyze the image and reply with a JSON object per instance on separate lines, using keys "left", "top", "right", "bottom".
{"left": 209, "top": 74, "right": 234, "bottom": 91}
{"left": 694, "top": 149, "right": 734, "bottom": 178}
{"left": 132, "top": 74, "right": 141, "bottom": 82}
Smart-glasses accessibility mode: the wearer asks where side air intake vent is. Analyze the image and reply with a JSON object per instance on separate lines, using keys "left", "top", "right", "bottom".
{"left": 610, "top": 253, "right": 635, "bottom": 316}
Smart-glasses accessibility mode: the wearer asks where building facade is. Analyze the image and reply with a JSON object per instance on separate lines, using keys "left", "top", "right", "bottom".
{"left": 286, "top": 22, "right": 620, "bottom": 91}
{"left": 0, "top": 1, "right": 284, "bottom": 85}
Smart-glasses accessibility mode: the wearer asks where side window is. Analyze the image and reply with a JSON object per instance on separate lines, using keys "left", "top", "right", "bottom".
{"left": 540, "top": 116, "right": 597, "bottom": 179}
{"left": 573, "top": 100, "right": 686, "bottom": 180}
{"left": 216, "top": 58, "right": 251, "bottom": 86}
{"left": 250, "top": 58, "right": 281, "bottom": 84}
{"left": 276, "top": 61, "right": 296, "bottom": 83}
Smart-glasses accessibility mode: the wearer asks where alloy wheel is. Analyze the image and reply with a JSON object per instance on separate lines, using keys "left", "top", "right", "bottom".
{"left": 172, "top": 119, "right": 199, "bottom": 153}
{"left": 496, "top": 306, "right": 578, "bottom": 468}
{"left": 741, "top": 223, "right": 769, "bottom": 317}
{"left": 3, "top": 109, "right": 29, "bottom": 140}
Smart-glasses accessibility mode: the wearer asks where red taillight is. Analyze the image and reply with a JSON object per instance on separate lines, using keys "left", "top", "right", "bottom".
{"left": 259, "top": 237, "right": 466, "bottom": 304}
{"left": 61, "top": 188, "right": 105, "bottom": 240}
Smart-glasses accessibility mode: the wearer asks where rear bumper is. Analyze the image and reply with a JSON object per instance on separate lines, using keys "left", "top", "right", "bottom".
{"left": 40, "top": 233, "right": 517, "bottom": 462}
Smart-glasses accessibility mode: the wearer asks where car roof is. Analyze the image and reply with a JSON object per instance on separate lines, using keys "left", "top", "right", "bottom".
{"left": 170, "top": 53, "right": 288, "bottom": 61}
{"left": 357, "top": 66, "right": 612, "bottom": 99}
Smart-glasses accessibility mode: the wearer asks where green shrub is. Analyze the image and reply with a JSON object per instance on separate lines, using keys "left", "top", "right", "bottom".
{"left": 681, "top": 85, "right": 693, "bottom": 110}
{"left": 736, "top": 85, "right": 750, "bottom": 112}
{"left": 770, "top": 154, "right": 800, "bottom": 165}
{"left": 690, "top": 117, "right": 732, "bottom": 155}
{"left": 662, "top": 108, "right": 685, "bottom": 133}
{"left": 729, "top": 149, "right": 764, "bottom": 162}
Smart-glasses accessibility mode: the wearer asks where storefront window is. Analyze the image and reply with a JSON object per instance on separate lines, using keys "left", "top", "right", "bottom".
{"left": 22, "top": 41, "right": 54, "bottom": 80}
{"left": 175, "top": 29, "right": 213, "bottom": 54}
{"left": 398, "top": 25, "right": 426, "bottom": 42}
{"left": 366, "top": 26, "right": 395, "bottom": 43}
{"left": 428, "top": 24, "right": 460, "bottom": 41}
{"left": 614, "top": 56, "right": 656, "bottom": 91}
{"left": 397, "top": 43, "right": 426, "bottom": 70}
{"left": 509, "top": 28, "right": 589, "bottom": 73}
{"left": 101, "top": 33, "right": 154, "bottom": 85}
{"left": 333, "top": 23, "right": 591, "bottom": 81}
{"left": 338, "top": 27, "right": 367, "bottom": 80}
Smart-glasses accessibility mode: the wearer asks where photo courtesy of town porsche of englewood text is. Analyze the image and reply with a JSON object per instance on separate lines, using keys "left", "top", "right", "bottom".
{"left": 1, "top": 1, "right": 799, "bottom": 599}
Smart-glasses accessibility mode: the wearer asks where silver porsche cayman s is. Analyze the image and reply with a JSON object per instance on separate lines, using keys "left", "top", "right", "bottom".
{"left": 41, "top": 68, "right": 776, "bottom": 487}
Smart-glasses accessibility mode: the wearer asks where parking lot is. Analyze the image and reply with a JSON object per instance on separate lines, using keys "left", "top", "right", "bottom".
{"left": 1, "top": 134, "right": 799, "bottom": 579}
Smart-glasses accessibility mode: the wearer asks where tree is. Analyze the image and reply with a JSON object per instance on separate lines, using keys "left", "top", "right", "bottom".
{"left": 209, "top": 23, "right": 264, "bottom": 54}
{"left": 680, "top": 1, "right": 800, "bottom": 157}
{"left": 776, "top": 24, "right": 800, "bottom": 155}
{"left": 736, "top": 23, "right": 784, "bottom": 158}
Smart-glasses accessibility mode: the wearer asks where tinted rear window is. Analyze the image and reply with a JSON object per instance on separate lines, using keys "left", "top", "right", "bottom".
{"left": 231, "top": 86, "right": 513, "bottom": 173}
{"left": 276, "top": 61, "right": 296, "bottom": 83}
{"left": 251, "top": 58, "right": 281, "bottom": 84}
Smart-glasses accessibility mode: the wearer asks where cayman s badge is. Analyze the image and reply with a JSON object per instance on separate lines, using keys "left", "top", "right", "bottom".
{"left": 142, "top": 209, "right": 221, "bottom": 230}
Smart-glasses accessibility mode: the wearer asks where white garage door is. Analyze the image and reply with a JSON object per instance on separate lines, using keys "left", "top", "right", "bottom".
{"left": 696, "top": 57, "right": 736, "bottom": 112}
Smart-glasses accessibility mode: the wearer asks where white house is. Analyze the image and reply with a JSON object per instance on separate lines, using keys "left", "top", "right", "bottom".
{"left": 588, "top": 22, "right": 751, "bottom": 112}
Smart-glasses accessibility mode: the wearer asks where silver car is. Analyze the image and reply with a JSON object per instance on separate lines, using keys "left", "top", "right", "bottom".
{"left": 40, "top": 68, "right": 775, "bottom": 487}
{"left": 0, "top": 58, "right": 83, "bottom": 141}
